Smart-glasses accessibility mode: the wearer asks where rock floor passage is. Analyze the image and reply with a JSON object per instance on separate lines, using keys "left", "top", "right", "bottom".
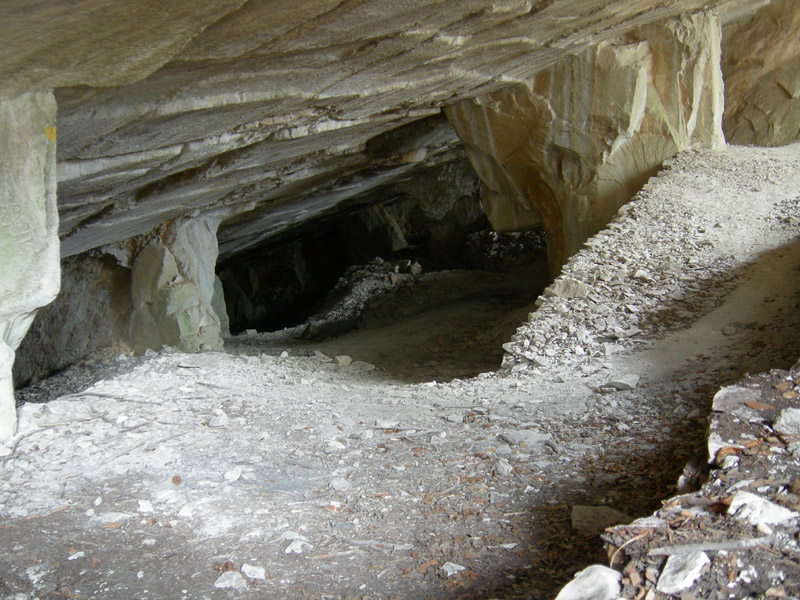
{"left": 2, "top": 144, "right": 800, "bottom": 599}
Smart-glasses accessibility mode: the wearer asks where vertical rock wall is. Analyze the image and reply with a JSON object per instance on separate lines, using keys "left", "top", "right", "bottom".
{"left": 446, "top": 12, "right": 724, "bottom": 272}
{"left": 722, "top": 0, "right": 800, "bottom": 146}
{"left": 0, "top": 91, "right": 60, "bottom": 440}
{"left": 12, "top": 253, "right": 132, "bottom": 388}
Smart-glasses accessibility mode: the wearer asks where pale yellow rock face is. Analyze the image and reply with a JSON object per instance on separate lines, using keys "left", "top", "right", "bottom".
{"left": 722, "top": 0, "right": 800, "bottom": 147}
{"left": 446, "top": 13, "right": 725, "bottom": 271}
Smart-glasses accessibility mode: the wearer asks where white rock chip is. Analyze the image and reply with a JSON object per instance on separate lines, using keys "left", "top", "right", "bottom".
{"left": 224, "top": 467, "right": 243, "bottom": 482}
{"left": 441, "top": 562, "right": 466, "bottom": 577}
{"left": 241, "top": 563, "right": 266, "bottom": 580}
{"left": 774, "top": 408, "right": 800, "bottom": 436}
{"left": 285, "top": 539, "right": 312, "bottom": 554}
{"left": 602, "top": 374, "right": 640, "bottom": 391}
{"left": 495, "top": 458, "right": 514, "bottom": 477}
{"left": 656, "top": 552, "right": 710, "bottom": 594}
{"left": 707, "top": 432, "right": 740, "bottom": 465}
{"left": 546, "top": 278, "right": 590, "bottom": 299}
{"left": 571, "top": 505, "right": 633, "bottom": 537}
{"left": 279, "top": 530, "right": 308, "bottom": 542}
{"left": 788, "top": 441, "right": 800, "bottom": 458}
{"left": 350, "top": 360, "right": 375, "bottom": 372}
{"left": 326, "top": 440, "right": 347, "bottom": 453}
{"left": 495, "top": 443, "right": 512, "bottom": 455}
{"left": 208, "top": 413, "right": 229, "bottom": 428}
{"left": 214, "top": 571, "right": 248, "bottom": 590}
{"left": 96, "top": 512, "right": 132, "bottom": 524}
{"left": 279, "top": 531, "right": 312, "bottom": 553}
{"left": 313, "top": 350, "right": 332, "bottom": 362}
{"left": 728, "top": 491, "right": 798, "bottom": 526}
{"left": 555, "top": 565, "right": 621, "bottom": 600}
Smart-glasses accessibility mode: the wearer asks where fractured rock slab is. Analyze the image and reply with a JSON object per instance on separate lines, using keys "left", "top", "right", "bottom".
{"left": 656, "top": 551, "right": 710, "bottom": 595}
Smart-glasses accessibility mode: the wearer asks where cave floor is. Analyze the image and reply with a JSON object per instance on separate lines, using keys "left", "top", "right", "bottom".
{"left": 3, "top": 144, "right": 800, "bottom": 600}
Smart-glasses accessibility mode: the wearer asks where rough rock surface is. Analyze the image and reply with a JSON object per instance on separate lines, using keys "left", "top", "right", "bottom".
{"left": 722, "top": 0, "right": 800, "bottom": 147}
{"left": 129, "top": 216, "right": 226, "bottom": 355}
{"left": 12, "top": 254, "right": 132, "bottom": 388}
{"left": 0, "top": 91, "right": 59, "bottom": 440}
{"left": 502, "top": 144, "right": 800, "bottom": 381}
{"left": 447, "top": 12, "right": 725, "bottom": 271}
{"left": 603, "top": 362, "right": 800, "bottom": 600}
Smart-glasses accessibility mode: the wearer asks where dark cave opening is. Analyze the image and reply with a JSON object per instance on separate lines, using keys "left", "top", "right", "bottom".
{"left": 216, "top": 173, "right": 551, "bottom": 340}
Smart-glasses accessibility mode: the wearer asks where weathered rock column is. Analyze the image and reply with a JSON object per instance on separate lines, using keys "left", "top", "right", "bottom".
{"left": 446, "top": 12, "right": 724, "bottom": 273}
{"left": 129, "top": 215, "right": 227, "bottom": 354}
{"left": 0, "top": 91, "right": 60, "bottom": 441}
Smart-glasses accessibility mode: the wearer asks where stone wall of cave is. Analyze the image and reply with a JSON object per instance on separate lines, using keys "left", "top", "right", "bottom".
{"left": 12, "top": 254, "right": 132, "bottom": 388}
{"left": 1, "top": 0, "right": 800, "bottom": 438}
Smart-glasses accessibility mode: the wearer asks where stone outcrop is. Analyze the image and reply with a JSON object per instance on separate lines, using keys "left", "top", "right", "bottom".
{"left": 129, "top": 217, "right": 226, "bottom": 354}
{"left": 446, "top": 12, "right": 725, "bottom": 271}
{"left": 722, "top": 0, "right": 800, "bottom": 147}
{"left": 0, "top": 92, "right": 59, "bottom": 440}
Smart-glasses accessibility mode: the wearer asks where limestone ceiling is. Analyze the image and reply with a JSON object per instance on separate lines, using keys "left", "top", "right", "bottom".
{"left": 3, "top": 0, "right": 767, "bottom": 259}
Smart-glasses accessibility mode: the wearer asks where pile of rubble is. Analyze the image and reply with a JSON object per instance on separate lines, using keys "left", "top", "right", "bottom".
{"left": 558, "top": 362, "right": 800, "bottom": 600}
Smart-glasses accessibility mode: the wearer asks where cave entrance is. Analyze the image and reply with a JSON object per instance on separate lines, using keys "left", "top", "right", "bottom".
{"left": 216, "top": 160, "right": 551, "bottom": 383}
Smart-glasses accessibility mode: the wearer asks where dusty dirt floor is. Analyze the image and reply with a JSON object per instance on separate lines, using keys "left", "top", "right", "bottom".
{"left": 2, "top": 144, "right": 800, "bottom": 600}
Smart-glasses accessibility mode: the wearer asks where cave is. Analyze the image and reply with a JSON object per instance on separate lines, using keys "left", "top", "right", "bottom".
{"left": 2, "top": 1, "right": 800, "bottom": 599}
{"left": 213, "top": 153, "right": 551, "bottom": 382}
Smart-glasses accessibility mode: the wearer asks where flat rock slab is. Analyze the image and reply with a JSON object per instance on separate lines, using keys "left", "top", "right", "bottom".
{"left": 728, "top": 491, "right": 799, "bottom": 527}
{"left": 498, "top": 430, "right": 552, "bottom": 446}
{"left": 711, "top": 385, "right": 760, "bottom": 411}
{"left": 656, "top": 552, "right": 710, "bottom": 595}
